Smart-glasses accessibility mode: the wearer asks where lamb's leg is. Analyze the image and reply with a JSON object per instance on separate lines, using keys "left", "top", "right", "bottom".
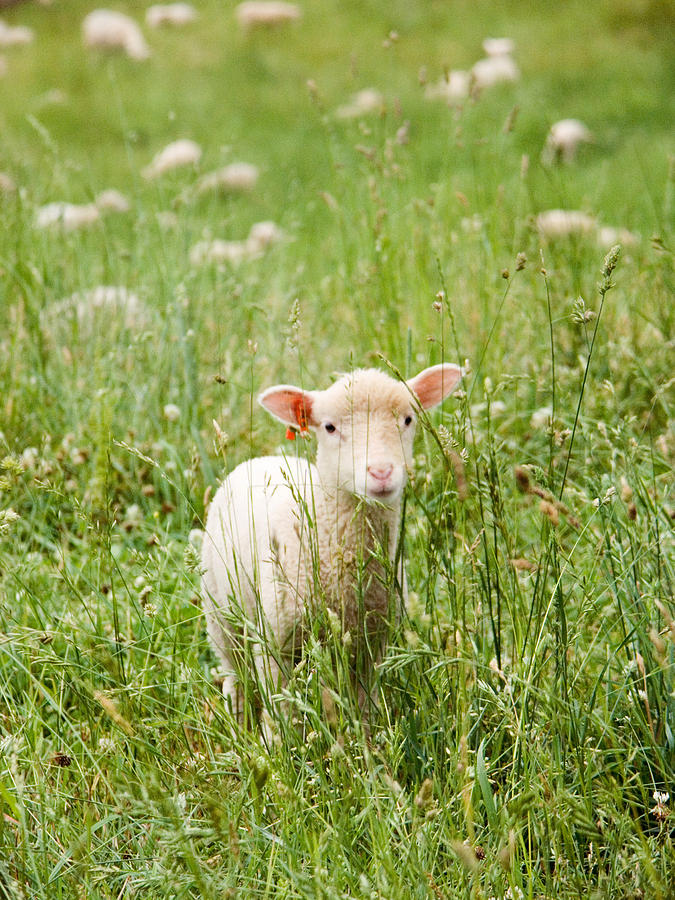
{"left": 221, "top": 672, "right": 242, "bottom": 721}
{"left": 253, "top": 646, "right": 284, "bottom": 744}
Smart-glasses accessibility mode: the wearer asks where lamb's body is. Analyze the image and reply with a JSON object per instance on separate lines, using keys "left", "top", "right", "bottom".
{"left": 201, "top": 364, "right": 462, "bottom": 729}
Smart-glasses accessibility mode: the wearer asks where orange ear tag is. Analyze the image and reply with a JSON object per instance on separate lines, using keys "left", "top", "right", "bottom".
{"left": 285, "top": 427, "right": 296, "bottom": 441}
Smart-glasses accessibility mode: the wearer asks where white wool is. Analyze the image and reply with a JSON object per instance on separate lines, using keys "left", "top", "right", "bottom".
{"left": 536, "top": 209, "right": 596, "bottom": 238}
{"left": 196, "top": 162, "right": 259, "bottom": 194}
{"left": 146, "top": 3, "right": 197, "bottom": 28}
{"left": 142, "top": 139, "right": 202, "bottom": 179}
{"left": 471, "top": 54, "right": 519, "bottom": 89}
{"left": 36, "top": 202, "right": 101, "bottom": 231}
{"left": 201, "top": 364, "right": 463, "bottom": 734}
{"left": 336, "top": 87, "right": 384, "bottom": 119}
{"left": 542, "top": 119, "right": 593, "bottom": 164}
{"left": 0, "top": 21, "right": 34, "bottom": 47}
{"left": 0, "top": 172, "right": 16, "bottom": 194}
{"left": 95, "top": 189, "right": 131, "bottom": 212}
{"left": 82, "top": 10, "right": 150, "bottom": 61}
{"left": 236, "top": 1, "right": 301, "bottom": 28}
{"left": 482, "top": 37, "right": 515, "bottom": 57}
{"left": 425, "top": 70, "right": 470, "bottom": 103}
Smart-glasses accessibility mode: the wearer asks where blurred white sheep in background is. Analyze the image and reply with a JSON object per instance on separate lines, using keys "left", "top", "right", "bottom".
{"left": 0, "top": 19, "right": 34, "bottom": 46}
{"left": 596, "top": 225, "right": 638, "bottom": 249}
{"left": 83, "top": 9, "right": 150, "bottom": 61}
{"left": 94, "top": 189, "right": 131, "bottom": 213}
{"left": 0, "top": 172, "right": 16, "bottom": 193}
{"left": 536, "top": 209, "right": 638, "bottom": 248}
{"left": 536, "top": 209, "right": 596, "bottom": 239}
{"left": 36, "top": 202, "right": 102, "bottom": 231}
{"left": 542, "top": 119, "right": 593, "bottom": 164}
{"left": 41, "top": 286, "right": 147, "bottom": 338}
{"left": 189, "top": 221, "right": 283, "bottom": 266}
{"left": 146, "top": 3, "right": 197, "bottom": 28}
{"left": 424, "top": 70, "right": 470, "bottom": 104}
{"left": 471, "top": 52, "right": 519, "bottom": 90}
{"left": 236, "top": 1, "right": 301, "bottom": 29}
{"left": 426, "top": 36, "right": 518, "bottom": 103}
{"left": 336, "top": 88, "right": 384, "bottom": 119}
{"left": 196, "top": 162, "right": 260, "bottom": 195}
{"left": 36, "top": 190, "right": 132, "bottom": 231}
{"left": 142, "top": 139, "right": 202, "bottom": 179}
{"left": 482, "top": 37, "right": 515, "bottom": 57}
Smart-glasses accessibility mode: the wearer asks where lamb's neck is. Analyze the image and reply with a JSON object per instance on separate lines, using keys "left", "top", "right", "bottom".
{"left": 318, "top": 487, "right": 401, "bottom": 560}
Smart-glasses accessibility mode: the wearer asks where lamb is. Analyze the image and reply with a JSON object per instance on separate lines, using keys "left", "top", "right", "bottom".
{"left": 201, "top": 363, "right": 462, "bottom": 735}
{"left": 82, "top": 10, "right": 150, "bottom": 61}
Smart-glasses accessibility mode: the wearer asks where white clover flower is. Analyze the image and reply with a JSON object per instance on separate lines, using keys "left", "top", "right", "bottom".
{"left": 530, "top": 406, "right": 552, "bottom": 430}
{"left": 0, "top": 508, "right": 20, "bottom": 534}
{"left": 188, "top": 528, "right": 204, "bottom": 550}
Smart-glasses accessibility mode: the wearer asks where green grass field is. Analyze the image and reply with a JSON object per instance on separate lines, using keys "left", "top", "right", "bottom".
{"left": 0, "top": 1, "right": 673, "bottom": 897}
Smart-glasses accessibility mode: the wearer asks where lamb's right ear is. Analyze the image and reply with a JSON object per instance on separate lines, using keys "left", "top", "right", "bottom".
{"left": 258, "top": 385, "right": 316, "bottom": 431}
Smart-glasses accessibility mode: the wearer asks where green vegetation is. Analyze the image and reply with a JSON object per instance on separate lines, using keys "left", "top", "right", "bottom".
{"left": 0, "top": 1, "right": 673, "bottom": 897}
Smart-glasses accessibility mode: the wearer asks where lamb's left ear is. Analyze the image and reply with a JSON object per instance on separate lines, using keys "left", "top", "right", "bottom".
{"left": 407, "top": 363, "right": 463, "bottom": 410}
{"left": 258, "top": 384, "right": 317, "bottom": 430}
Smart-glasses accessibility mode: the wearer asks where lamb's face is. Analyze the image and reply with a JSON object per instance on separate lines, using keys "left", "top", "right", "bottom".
{"left": 312, "top": 372, "right": 416, "bottom": 505}
{"left": 258, "top": 363, "right": 463, "bottom": 507}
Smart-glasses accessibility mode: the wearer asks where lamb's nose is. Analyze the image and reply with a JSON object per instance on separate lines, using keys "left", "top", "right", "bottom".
{"left": 368, "top": 464, "right": 394, "bottom": 482}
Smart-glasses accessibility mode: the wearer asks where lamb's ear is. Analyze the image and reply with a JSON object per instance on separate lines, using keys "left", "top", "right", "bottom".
{"left": 258, "top": 385, "right": 316, "bottom": 430}
{"left": 407, "top": 363, "right": 463, "bottom": 410}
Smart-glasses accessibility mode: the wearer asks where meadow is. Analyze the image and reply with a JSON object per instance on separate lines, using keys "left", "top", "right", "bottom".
{"left": 0, "top": 0, "right": 673, "bottom": 897}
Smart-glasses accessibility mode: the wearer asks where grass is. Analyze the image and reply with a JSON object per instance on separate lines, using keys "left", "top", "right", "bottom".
{"left": 0, "top": 0, "right": 673, "bottom": 897}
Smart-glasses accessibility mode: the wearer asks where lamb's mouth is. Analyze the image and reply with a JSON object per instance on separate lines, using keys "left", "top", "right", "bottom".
{"left": 366, "top": 485, "right": 399, "bottom": 502}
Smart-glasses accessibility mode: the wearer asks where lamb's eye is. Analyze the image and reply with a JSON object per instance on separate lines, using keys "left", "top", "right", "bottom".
{"left": 324, "top": 423, "right": 336, "bottom": 434}
{"left": 404, "top": 415, "right": 413, "bottom": 427}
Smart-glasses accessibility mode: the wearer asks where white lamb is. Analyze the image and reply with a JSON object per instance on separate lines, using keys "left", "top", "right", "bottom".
{"left": 82, "top": 10, "right": 150, "bottom": 61}
{"left": 201, "top": 363, "right": 462, "bottom": 734}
